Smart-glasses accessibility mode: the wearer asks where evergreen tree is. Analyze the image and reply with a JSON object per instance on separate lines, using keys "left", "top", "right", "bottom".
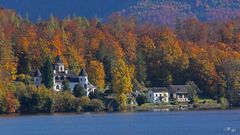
{"left": 73, "top": 84, "right": 85, "bottom": 97}
{"left": 42, "top": 57, "right": 54, "bottom": 89}
{"left": 62, "top": 80, "right": 71, "bottom": 92}
{"left": 17, "top": 53, "right": 31, "bottom": 75}
{"left": 136, "top": 51, "right": 147, "bottom": 83}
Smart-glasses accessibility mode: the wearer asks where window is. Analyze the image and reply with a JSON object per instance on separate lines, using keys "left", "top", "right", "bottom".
{"left": 80, "top": 78, "right": 82, "bottom": 82}
{"left": 149, "top": 94, "right": 151, "bottom": 97}
{"left": 61, "top": 67, "right": 63, "bottom": 71}
{"left": 56, "top": 85, "right": 59, "bottom": 89}
{"left": 179, "top": 94, "right": 183, "bottom": 98}
{"left": 156, "top": 94, "right": 158, "bottom": 97}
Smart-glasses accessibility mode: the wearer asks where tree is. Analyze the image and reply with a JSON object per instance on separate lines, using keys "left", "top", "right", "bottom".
{"left": 73, "top": 84, "right": 85, "bottom": 97}
{"left": 218, "top": 59, "right": 240, "bottom": 104}
{"left": 87, "top": 60, "right": 105, "bottom": 90}
{"left": 0, "top": 34, "right": 17, "bottom": 82}
{"left": 42, "top": 57, "right": 54, "bottom": 89}
{"left": 136, "top": 51, "right": 147, "bottom": 83}
{"left": 62, "top": 80, "right": 71, "bottom": 92}
{"left": 111, "top": 59, "right": 133, "bottom": 107}
{"left": 186, "top": 81, "right": 201, "bottom": 100}
{"left": 85, "top": 99, "right": 104, "bottom": 112}
{"left": 136, "top": 94, "right": 147, "bottom": 106}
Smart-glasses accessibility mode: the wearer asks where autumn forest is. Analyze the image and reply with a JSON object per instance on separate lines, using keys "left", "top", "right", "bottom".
{"left": 0, "top": 8, "right": 240, "bottom": 113}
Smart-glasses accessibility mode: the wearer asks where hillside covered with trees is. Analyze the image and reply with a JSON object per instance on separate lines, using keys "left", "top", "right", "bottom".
{"left": 0, "top": 8, "right": 240, "bottom": 113}
{"left": 119, "top": 0, "right": 240, "bottom": 26}
{"left": 2, "top": 0, "right": 240, "bottom": 26}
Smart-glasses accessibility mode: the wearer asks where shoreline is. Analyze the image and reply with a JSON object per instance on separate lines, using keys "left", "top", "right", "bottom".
{"left": 1, "top": 107, "right": 240, "bottom": 117}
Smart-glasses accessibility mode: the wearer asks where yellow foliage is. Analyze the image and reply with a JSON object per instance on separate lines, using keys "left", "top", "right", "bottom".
{"left": 87, "top": 60, "right": 105, "bottom": 90}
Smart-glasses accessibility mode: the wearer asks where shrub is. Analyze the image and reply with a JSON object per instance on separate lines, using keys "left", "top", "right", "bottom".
{"left": 73, "top": 84, "right": 85, "bottom": 97}
{"left": 136, "top": 94, "right": 147, "bottom": 106}
{"left": 220, "top": 97, "right": 229, "bottom": 109}
{"left": 85, "top": 99, "right": 105, "bottom": 112}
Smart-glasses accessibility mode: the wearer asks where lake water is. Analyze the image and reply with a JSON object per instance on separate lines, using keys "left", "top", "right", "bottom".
{"left": 0, "top": 110, "right": 239, "bottom": 135}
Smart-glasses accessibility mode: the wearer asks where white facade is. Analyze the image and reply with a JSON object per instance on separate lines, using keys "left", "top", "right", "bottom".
{"left": 34, "top": 55, "right": 96, "bottom": 96}
{"left": 146, "top": 88, "right": 169, "bottom": 103}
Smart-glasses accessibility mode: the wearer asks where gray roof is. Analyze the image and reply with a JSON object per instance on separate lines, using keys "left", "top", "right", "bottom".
{"left": 55, "top": 71, "right": 79, "bottom": 83}
{"left": 34, "top": 69, "right": 41, "bottom": 77}
{"left": 55, "top": 55, "right": 63, "bottom": 63}
{"left": 67, "top": 77, "right": 79, "bottom": 83}
{"left": 79, "top": 68, "right": 87, "bottom": 76}
{"left": 169, "top": 85, "right": 189, "bottom": 94}
{"left": 148, "top": 87, "right": 168, "bottom": 93}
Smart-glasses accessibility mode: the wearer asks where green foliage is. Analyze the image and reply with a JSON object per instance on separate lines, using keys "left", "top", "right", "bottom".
{"left": 89, "top": 90, "right": 101, "bottom": 99}
{"left": 42, "top": 57, "right": 54, "bottom": 89}
{"left": 218, "top": 59, "right": 240, "bottom": 104}
{"left": 136, "top": 94, "right": 147, "bottom": 106}
{"left": 53, "top": 92, "right": 78, "bottom": 112}
{"left": 16, "top": 85, "right": 54, "bottom": 113}
{"left": 220, "top": 97, "right": 229, "bottom": 109}
{"left": 186, "top": 81, "right": 201, "bottom": 100}
{"left": 73, "top": 84, "right": 85, "bottom": 97}
{"left": 136, "top": 51, "right": 147, "bottom": 83}
{"left": 62, "top": 80, "right": 71, "bottom": 92}
{"left": 84, "top": 99, "right": 105, "bottom": 112}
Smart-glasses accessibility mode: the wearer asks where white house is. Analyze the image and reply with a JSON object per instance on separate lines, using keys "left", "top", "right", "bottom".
{"left": 34, "top": 55, "right": 96, "bottom": 96}
{"left": 169, "top": 85, "right": 190, "bottom": 102}
{"left": 146, "top": 87, "right": 169, "bottom": 103}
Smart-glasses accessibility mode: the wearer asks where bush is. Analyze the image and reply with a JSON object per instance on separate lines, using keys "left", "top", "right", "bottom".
{"left": 84, "top": 99, "right": 105, "bottom": 112}
{"left": 136, "top": 94, "right": 147, "bottom": 106}
{"left": 17, "top": 85, "right": 54, "bottom": 113}
{"left": 89, "top": 90, "right": 101, "bottom": 99}
{"left": 53, "top": 92, "right": 78, "bottom": 112}
{"left": 220, "top": 97, "right": 229, "bottom": 109}
{"left": 73, "top": 84, "right": 85, "bottom": 97}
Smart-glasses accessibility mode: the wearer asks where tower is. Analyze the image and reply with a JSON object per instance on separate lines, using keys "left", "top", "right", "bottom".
{"left": 34, "top": 69, "right": 42, "bottom": 88}
{"left": 54, "top": 55, "right": 65, "bottom": 72}
{"left": 79, "top": 68, "right": 88, "bottom": 90}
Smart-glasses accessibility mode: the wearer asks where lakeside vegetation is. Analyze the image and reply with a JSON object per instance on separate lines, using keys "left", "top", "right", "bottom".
{"left": 0, "top": 8, "right": 240, "bottom": 114}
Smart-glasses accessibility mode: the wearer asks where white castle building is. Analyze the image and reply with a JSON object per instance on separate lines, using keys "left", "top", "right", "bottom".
{"left": 34, "top": 55, "right": 96, "bottom": 96}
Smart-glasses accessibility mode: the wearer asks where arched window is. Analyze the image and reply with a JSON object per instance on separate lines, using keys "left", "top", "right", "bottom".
{"left": 61, "top": 67, "right": 63, "bottom": 71}
{"left": 84, "top": 84, "right": 87, "bottom": 89}
{"left": 56, "top": 85, "right": 59, "bottom": 89}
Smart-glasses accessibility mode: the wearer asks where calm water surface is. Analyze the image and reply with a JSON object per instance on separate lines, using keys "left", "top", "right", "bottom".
{"left": 0, "top": 110, "right": 239, "bottom": 135}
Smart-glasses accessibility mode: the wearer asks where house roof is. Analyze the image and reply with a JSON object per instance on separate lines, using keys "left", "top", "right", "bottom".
{"left": 148, "top": 87, "right": 168, "bottom": 93}
{"left": 34, "top": 69, "right": 41, "bottom": 77}
{"left": 67, "top": 77, "right": 79, "bottom": 83}
{"left": 169, "top": 85, "right": 189, "bottom": 94}
{"left": 79, "top": 68, "right": 87, "bottom": 76}
{"left": 55, "top": 55, "right": 63, "bottom": 63}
